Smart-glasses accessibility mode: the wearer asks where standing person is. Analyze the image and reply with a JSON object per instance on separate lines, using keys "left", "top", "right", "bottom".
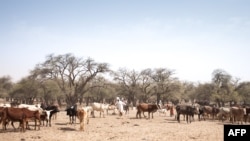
{"left": 116, "top": 97, "right": 126, "bottom": 116}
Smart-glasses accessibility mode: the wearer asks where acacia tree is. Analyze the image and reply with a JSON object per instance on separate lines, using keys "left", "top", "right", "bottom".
{"left": 212, "top": 69, "right": 237, "bottom": 106}
{"left": 9, "top": 77, "right": 40, "bottom": 104}
{"left": 150, "top": 68, "right": 177, "bottom": 104}
{"left": 0, "top": 76, "right": 13, "bottom": 101}
{"left": 194, "top": 83, "right": 215, "bottom": 102}
{"left": 113, "top": 68, "right": 141, "bottom": 106}
{"left": 138, "top": 68, "right": 154, "bottom": 102}
{"left": 31, "top": 53, "right": 109, "bottom": 106}
{"left": 235, "top": 82, "right": 250, "bottom": 104}
{"left": 40, "top": 80, "right": 61, "bottom": 106}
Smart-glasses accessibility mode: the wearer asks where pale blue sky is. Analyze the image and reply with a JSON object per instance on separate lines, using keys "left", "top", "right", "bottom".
{"left": 1, "top": 0, "right": 250, "bottom": 83}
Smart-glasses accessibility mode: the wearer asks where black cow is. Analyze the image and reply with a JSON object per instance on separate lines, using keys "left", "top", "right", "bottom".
{"left": 136, "top": 103, "right": 160, "bottom": 119}
{"left": 41, "top": 104, "right": 60, "bottom": 126}
{"left": 66, "top": 104, "right": 77, "bottom": 124}
{"left": 176, "top": 104, "right": 199, "bottom": 123}
{"left": 44, "top": 105, "right": 60, "bottom": 127}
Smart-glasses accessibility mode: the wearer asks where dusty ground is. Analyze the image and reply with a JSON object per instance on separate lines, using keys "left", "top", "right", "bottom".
{"left": 0, "top": 108, "right": 239, "bottom": 141}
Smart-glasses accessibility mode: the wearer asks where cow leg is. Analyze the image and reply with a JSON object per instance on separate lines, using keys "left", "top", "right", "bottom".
{"left": 34, "top": 120, "right": 37, "bottom": 130}
{"left": 177, "top": 113, "right": 180, "bottom": 123}
{"left": 26, "top": 121, "right": 30, "bottom": 130}
{"left": 49, "top": 117, "right": 51, "bottom": 127}
{"left": 11, "top": 121, "right": 16, "bottom": 130}
{"left": 136, "top": 111, "right": 139, "bottom": 119}
{"left": 37, "top": 119, "right": 40, "bottom": 130}
{"left": 186, "top": 114, "right": 188, "bottom": 123}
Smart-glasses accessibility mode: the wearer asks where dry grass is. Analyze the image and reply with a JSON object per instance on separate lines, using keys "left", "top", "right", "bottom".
{"left": 1, "top": 108, "right": 243, "bottom": 141}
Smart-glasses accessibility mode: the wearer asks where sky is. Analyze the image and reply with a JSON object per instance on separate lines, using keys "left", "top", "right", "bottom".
{"left": 0, "top": 0, "right": 250, "bottom": 83}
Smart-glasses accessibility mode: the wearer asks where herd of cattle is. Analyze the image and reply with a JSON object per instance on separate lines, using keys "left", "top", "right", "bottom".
{"left": 0, "top": 102, "right": 250, "bottom": 132}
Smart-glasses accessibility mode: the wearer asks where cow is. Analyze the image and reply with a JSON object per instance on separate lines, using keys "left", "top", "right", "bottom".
{"left": 90, "top": 102, "right": 109, "bottom": 118}
{"left": 65, "top": 104, "right": 77, "bottom": 124}
{"left": 22, "top": 108, "right": 41, "bottom": 130}
{"left": 230, "top": 106, "right": 245, "bottom": 124}
{"left": 107, "top": 105, "right": 117, "bottom": 115}
{"left": 198, "top": 105, "right": 212, "bottom": 120}
{"left": 217, "top": 107, "right": 230, "bottom": 122}
{"left": 40, "top": 111, "right": 48, "bottom": 126}
{"left": 136, "top": 103, "right": 160, "bottom": 119}
{"left": 198, "top": 105, "right": 220, "bottom": 121}
{"left": 82, "top": 106, "right": 93, "bottom": 117}
{"left": 1, "top": 107, "right": 27, "bottom": 132}
{"left": 157, "top": 108, "right": 167, "bottom": 116}
{"left": 17, "top": 104, "right": 43, "bottom": 113}
{"left": 0, "top": 103, "right": 11, "bottom": 108}
{"left": 77, "top": 109, "right": 89, "bottom": 131}
{"left": 0, "top": 107, "right": 6, "bottom": 125}
{"left": 42, "top": 105, "right": 60, "bottom": 127}
{"left": 176, "top": 104, "right": 199, "bottom": 123}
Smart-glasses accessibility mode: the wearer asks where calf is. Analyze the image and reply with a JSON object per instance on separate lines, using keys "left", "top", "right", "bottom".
{"left": 107, "top": 105, "right": 117, "bottom": 115}
{"left": 22, "top": 108, "right": 41, "bottom": 130}
{"left": 77, "top": 109, "right": 89, "bottom": 131}
{"left": 40, "top": 111, "right": 48, "bottom": 126}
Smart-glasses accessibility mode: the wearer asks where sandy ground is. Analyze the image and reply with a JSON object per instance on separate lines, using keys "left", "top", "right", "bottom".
{"left": 0, "top": 108, "right": 239, "bottom": 141}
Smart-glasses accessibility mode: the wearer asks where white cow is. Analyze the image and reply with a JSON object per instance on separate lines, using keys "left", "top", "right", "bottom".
{"left": 217, "top": 107, "right": 231, "bottom": 122}
{"left": 90, "top": 102, "right": 109, "bottom": 118}
{"left": 107, "top": 105, "right": 117, "bottom": 115}
{"left": 157, "top": 108, "right": 167, "bottom": 116}
{"left": 0, "top": 103, "right": 11, "bottom": 107}
{"left": 82, "top": 106, "right": 93, "bottom": 117}
{"left": 18, "top": 104, "right": 43, "bottom": 114}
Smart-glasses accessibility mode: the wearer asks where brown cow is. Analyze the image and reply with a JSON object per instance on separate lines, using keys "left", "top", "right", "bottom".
{"left": 22, "top": 108, "right": 41, "bottom": 130}
{"left": 77, "top": 109, "right": 89, "bottom": 131}
{"left": 40, "top": 111, "right": 48, "bottom": 126}
{"left": 198, "top": 105, "right": 219, "bottom": 120}
{"left": 136, "top": 103, "right": 160, "bottom": 119}
{"left": 1, "top": 107, "right": 27, "bottom": 132}
{"left": 230, "top": 106, "right": 245, "bottom": 124}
